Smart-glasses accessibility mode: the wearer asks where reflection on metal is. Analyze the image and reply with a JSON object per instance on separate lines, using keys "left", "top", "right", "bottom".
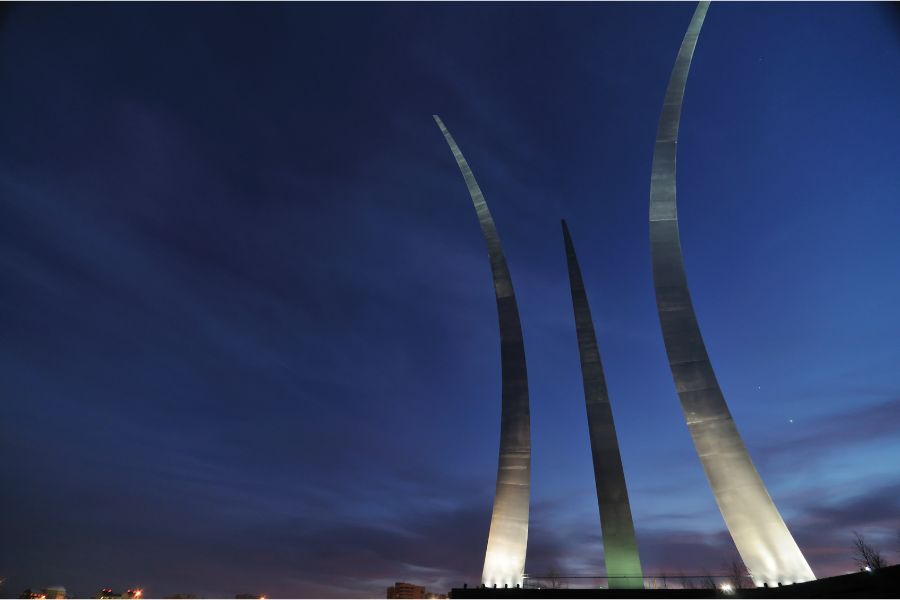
{"left": 562, "top": 220, "right": 643, "bottom": 589}
{"left": 434, "top": 115, "right": 531, "bottom": 588}
{"left": 649, "top": 2, "right": 815, "bottom": 586}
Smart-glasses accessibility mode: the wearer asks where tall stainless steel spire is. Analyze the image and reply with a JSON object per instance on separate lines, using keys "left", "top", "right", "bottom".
{"left": 561, "top": 220, "right": 643, "bottom": 589}
{"left": 433, "top": 115, "right": 531, "bottom": 588}
{"left": 648, "top": 2, "right": 815, "bottom": 586}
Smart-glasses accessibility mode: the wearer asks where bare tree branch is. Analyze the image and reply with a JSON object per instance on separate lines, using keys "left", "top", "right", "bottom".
{"left": 852, "top": 530, "right": 887, "bottom": 571}
{"left": 725, "top": 556, "right": 751, "bottom": 589}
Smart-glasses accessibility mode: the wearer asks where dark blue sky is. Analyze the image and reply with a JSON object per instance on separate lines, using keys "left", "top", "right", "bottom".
{"left": 2, "top": 2, "right": 899, "bottom": 598}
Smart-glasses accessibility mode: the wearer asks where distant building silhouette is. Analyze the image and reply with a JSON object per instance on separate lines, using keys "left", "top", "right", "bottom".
{"left": 387, "top": 582, "right": 424, "bottom": 599}
{"left": 386, "top": 582, "right": 447, "bottom": 599}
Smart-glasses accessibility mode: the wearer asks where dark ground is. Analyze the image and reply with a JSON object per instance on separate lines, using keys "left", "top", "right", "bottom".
{"left": 450, "top": 564, "right": 900, "bottom": 598}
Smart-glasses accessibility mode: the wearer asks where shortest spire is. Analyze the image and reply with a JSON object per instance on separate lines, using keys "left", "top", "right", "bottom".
{"left": 562, "top": 220, "right": 643, "bottom": 589}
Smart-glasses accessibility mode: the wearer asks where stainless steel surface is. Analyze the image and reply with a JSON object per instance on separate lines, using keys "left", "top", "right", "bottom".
{"left": 434, "top": 115, "right": 531, "bottom": 588}
{"left": 562, "top": 220, "right": 643, "bottom": 589}
{"left": 649, "top": 2, "right": 815, "bottom": 586}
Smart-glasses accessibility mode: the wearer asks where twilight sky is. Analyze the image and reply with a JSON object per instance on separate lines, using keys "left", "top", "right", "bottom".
{"left": 2, "top": 2, "right": 899, "bottom": 598}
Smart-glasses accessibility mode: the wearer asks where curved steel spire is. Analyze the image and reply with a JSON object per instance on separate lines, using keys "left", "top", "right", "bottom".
{"left": 562, "top": 220, "right": 643, "bottom": 589}
{"left": 649, "top": 2, "right": 815, "bottom": 586}
{"left": 433, "top": 115, "right": 531, "bottom": 588}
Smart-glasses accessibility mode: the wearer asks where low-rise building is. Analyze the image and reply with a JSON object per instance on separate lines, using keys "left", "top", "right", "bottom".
{"left": 387, "top": 582, "right": 447, "bottom": 599}
{"left": 387, "top": 582, "right": 425, "bottom": 599}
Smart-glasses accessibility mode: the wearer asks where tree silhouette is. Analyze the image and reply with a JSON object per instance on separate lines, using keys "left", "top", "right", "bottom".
{"left": 725, "top": 556, "right": 751, "bottom": 589}
{"left": 542, "top": 567, "right": 564, "bottom": 589}
{"left": 852, "top": 531, "right": 886, "bottom": 571}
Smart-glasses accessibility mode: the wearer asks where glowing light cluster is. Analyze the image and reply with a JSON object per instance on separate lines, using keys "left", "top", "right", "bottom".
{"left": 482, "top": 542, "right": 526, "bottom": 588}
